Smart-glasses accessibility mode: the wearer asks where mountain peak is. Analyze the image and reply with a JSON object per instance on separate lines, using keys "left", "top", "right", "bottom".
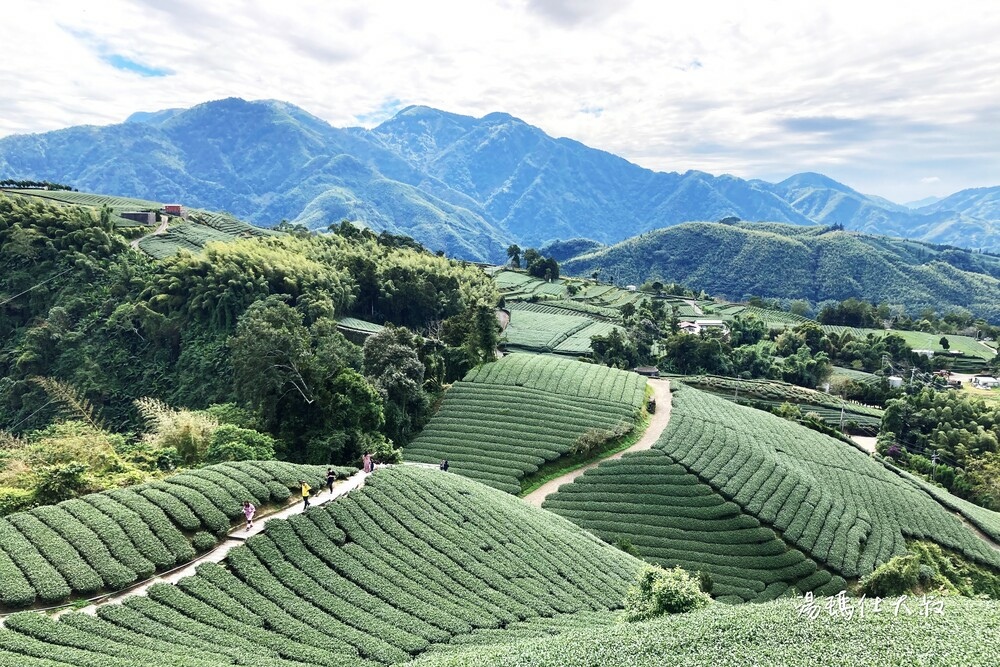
{"left": 778, "top": 172, "right": 858, "bottom": 194}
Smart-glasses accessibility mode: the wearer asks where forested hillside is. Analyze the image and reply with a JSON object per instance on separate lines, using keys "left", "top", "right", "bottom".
{"left": 562, "top": 222, "right": 1000, "bottom": 322}
{"left": 0, "top": 195, "right": 498, "bottom": 486}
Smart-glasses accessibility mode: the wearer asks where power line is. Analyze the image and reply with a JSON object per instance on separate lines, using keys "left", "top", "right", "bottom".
{"left": 0, "top": 267, "right": 74, "bottom": 307}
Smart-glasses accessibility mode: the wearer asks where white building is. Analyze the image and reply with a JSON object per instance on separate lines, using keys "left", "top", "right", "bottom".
{"left": 971, "top": 376, "right": 1000, "bottom": 389}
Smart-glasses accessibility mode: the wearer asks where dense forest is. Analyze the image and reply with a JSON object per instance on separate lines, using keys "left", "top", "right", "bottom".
{"left": 0, "top": 196, "right": 498, "bottom": 512}
{"left": 563, "top": 222, "right": 1000, "bottom": 323}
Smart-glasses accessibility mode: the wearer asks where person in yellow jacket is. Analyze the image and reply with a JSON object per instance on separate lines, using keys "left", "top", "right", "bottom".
{"left": 299, "top": 480, "right": 311, "bottom": 508}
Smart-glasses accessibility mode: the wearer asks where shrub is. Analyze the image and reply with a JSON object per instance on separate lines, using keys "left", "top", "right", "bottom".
{"left": 0, "top": 486, "right": 33, "bottom": 515}
{"left": 204, "top": 425, "right": 276, "bottom": 464}
{"left": 190, "top": 531, "right": 217, "bottom": 552}
{"left": 859, "top": 554, "right": 920, "bottom": 597}
{"left": 623, "top": 565, "right": 712, "bottom": 621}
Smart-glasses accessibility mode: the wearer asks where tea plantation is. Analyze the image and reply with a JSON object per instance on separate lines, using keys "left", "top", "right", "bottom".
{"left": 543, "top": 449, "right": 845, "bottom": 602}
{"left": 404, "top": 354, "right": 646, "bottom": 494}
{"left": 545, "top": 385, "right": 1000, "bottom": 590}
{"left": 0, "top": 461, "right": 342, "bottom": 609}
{"left": 0, "top": 467, "right": 639, "bottom": 666}
{"left": 412, "top": 596, "right": 1000, "bottom": 667}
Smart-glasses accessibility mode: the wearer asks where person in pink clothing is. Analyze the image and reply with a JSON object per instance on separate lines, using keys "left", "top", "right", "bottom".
{"left": 242, "top": 500, "right": 256, "bottom": 530}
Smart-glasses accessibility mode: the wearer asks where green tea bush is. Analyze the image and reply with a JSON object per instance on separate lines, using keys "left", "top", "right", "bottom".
{"left": 623, "top": 565, "right": 711, "bottom": 621}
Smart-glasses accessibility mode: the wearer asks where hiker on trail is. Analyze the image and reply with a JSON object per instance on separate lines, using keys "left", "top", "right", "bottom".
{"left": 299, "top": 480, "right": 311, "bottom": 508}
{"left": 326, "top": 468, "right": 336, "bottom": 493}
{"left": 363, "top": 453, "right": 373, "bottom": 473}
{"left": 242, "top": 500, "right": 256, "bottom": 530}
{"left": 440, "top": 459, "right": 449, "bottom": 472}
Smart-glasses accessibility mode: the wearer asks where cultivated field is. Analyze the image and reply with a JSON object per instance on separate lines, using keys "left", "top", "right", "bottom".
{"left": 0, "top": 461, "right": 340, "bottom": 609}
{"left": 405, "top": 355, "right": 646, "bottom": 494}
{"left": 412, "top": 596, "right": 1000, "bottom": 667}
{"left": 0, "top": 467, "right": 639, "bottom": 665}
{"left": 544, "top": 385, "right": 1000, "bottom": 600}
{"left": 544, "top": 449, "right": 842, "bottom": 602}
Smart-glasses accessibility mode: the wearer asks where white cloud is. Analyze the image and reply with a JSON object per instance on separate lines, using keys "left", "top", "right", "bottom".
{"left": 2, "top": 0, "right": 1000, "bottom": 201}
{"left": 921, "top": 176, "right": 942, "bottom": 184}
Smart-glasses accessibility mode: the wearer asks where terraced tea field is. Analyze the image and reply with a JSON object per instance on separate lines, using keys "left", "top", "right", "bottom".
{"left": 0, "top": 467, "right": 639, "bottom": 665}
{"left": 545, "top": 385, "right": 1000, "bottom": 602}
{"left": 412, "top": 596, "right": 1000, "bottom": 667}
{"left": 405, "top": 354, "right": 646, "bottom": 494}
{"left": 2, "top": 188, "right": 279, "bottom": 257}
{"left": 0, "top": 461, "right": 339, "bottom": 609}
{"left": 544, "top": 449, "right": 843, "bottom": 602}
{"left": 501, "top": 305, "right": 622, "bottom": 355}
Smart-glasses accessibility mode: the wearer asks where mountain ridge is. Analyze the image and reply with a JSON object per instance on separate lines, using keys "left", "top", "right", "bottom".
{"left": 1, "top": 97, "right": 998, "bottom": 258}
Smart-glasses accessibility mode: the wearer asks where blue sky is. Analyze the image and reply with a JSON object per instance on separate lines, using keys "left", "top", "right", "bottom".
{"left": 2, "top": 0, "right": 999, "bottom": 203}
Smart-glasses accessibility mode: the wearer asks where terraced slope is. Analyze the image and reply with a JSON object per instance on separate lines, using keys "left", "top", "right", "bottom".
{"left": 0, "top": 461, "right": 342, "bottom": 609}
{"left": 543, "top": 450, "right": 842, "bottom": 602}
{"left": 545, "top": 385, "right": 1000, "bottom": 600}
{"left": 406, "top": 355, "right": 647, "bottom": 494}
{"left": 0, "top": 467, "right": 640, "bottom": 666}
{"left": 412, "top": 596, "right": 1000, "bottom": 667}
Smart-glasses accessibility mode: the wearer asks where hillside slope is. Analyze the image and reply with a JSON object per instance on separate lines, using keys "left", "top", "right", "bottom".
{"left": 412, "top": 596, "right": 1000, "bottom": 667}
{"left": 0, "top": 467, "right": 640, "bottom": 665}
{"left": 405, "top": 355, "right": 646, "bottom": 494}
{"left": 545, "top": 385, "right": 1000, "bottom": 594}
{"left": 562, "top": 221, "right": 1000, "bottom": 322}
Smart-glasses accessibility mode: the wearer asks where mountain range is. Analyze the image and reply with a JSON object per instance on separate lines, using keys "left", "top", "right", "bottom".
{"left": 1, "top": 97, "right": 999, "bottom": 260}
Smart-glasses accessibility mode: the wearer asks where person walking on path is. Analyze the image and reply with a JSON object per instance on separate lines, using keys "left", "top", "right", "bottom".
{"left": 440, "top": 459, "right": 449, "bottom": 472}
{"left": 362, "top": 453, "right": 373, "bottom": 473}
{"left": 326, "top": 468, "right": 336, "bottom": 493}
{"left": 242, "top": 500, "right": 256, "bottom": 530}
{"left": 299, "top": 480, "right": 311, "bottom": 508}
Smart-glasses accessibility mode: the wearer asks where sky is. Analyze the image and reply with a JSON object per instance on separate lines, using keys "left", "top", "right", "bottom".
{"left": 2, "top": 0, "right": 999, "bottom": 203}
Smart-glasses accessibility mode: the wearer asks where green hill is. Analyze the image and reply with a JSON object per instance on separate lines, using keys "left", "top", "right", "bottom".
{"left": 0, "top": 461, "right": 339, "bottom": 609}
{"left": 543, "top": 385, "right": 1000, "bottom": 596}
{"left": 404, "top": 355, "right": 647, "bottom": 494}
{"left": 0, "top": 466, "right": 639, "bottom": 665}
{"left": 412, "top": 596, "right": 1000, "bottom": 667}
{"left": 562, "top": 222, "right": 1000, "bottom": 323}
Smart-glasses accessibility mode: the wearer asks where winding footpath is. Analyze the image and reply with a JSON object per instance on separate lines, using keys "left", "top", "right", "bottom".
{"left": 522, "top": 379, "right": 672, "bottom": 507}
{"left": 48, "top": 471, "right": 371, "bottom": 619}
{"left": 129, "top": 216, "right": 169, "bottom": 250}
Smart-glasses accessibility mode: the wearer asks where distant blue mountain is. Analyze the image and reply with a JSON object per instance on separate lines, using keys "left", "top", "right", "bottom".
{"left": 1, "top": 98, "right": 997, "bottom": 258}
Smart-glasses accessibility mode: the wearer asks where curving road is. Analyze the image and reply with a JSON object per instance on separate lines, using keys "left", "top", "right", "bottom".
{"left": 522, "top": 379, "right": 672, "bottom": 507}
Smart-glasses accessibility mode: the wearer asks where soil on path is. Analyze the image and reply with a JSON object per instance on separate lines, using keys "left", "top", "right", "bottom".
{"left": 522, "top": 379, "right": 672, "bottom": 508}
{"left": 129, "top": 216, "right": 169, "bottom": 250}
{"left": 851, "top": 435, "right": 878, "bottom": 454}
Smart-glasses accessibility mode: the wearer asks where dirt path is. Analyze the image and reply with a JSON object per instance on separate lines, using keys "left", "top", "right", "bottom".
{"left": 522, "top": 379, "right": 672, "bottom": 507}
{"left": 129, "top": 216, "right": 169, "bottom": 250}
{"left": 851, "top": 435, "right": 878, "bottom": 453}
{"left": 954, "top": 512, "right": 1000, "bottom": 555}
{"left": 54, "top": 471, "right": 370, "bottom": 618}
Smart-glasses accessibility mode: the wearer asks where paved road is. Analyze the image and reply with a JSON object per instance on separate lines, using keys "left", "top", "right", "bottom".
{"left": 522, "top": 379, "right": 672, "bottom": 507}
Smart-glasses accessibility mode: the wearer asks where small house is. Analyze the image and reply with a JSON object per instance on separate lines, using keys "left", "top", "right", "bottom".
{"left": 120, "top": 211, "right": 156, "bottom": 224}
{"left": 913, "top": 349, "right": 935, "bottom": 358}
{"left": 972, "top": 376, "right": 1000, "bottom": 389}
{"left": 163, "top": 204, "right": 185, "bottom": 216}
{"left": 888, "top": 376, "right": 904, "bottom": 389}
{"left": 633, "top": 366, "right": 660, "bottom": 378}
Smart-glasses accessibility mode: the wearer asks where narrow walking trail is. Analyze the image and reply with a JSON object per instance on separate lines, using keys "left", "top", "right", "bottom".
{"left": 129, "top": 216, "right": 169, "bottom": 249}
{"left": 522, "top": 379, "right": 672, "bottom": 507}
{"left": 57, "top": 470, "right": 370, "bottom": 618}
